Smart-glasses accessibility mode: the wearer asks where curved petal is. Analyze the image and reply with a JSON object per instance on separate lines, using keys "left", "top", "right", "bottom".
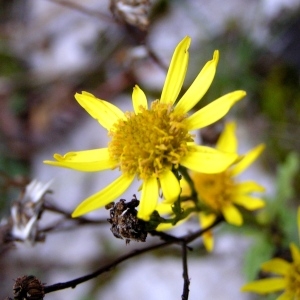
{"left": 156, "top": 217, "right": 188, "bottom": 231}
{"left": 261, "top": 258, "right": 291, "bottom": 276}
{"left": 298, "top": 207, "right": 300, "bottom": 243}
{"left": 199, "top": 212, "right": 217, "bottom": 228}
{"left": 72, "top": 174, "right": 135, "bottom": 217}
{"left": 156, "top": 222, "right": 174, "bottom": 231}
{"left": 180, "top": 177, "right": 191, "bottom": 196}
{"left": 132, "top": 85, "right": 148, "bottom": 113}
{"left": 241, "top": 278, "right": 286, "bottom": 294}
{"left": 180, "top": 146, "right": 238, "bottom": 174}
{"left": 155, "top": 202, "right": 173, "bottom": 215}
{"left": 43, "top": 148, "right": 117, "bottom": 171}
{"left": 222, "top": 204, "right": 243, "bottom": 226}
{"left": 231, "top": 144, "right": 265, "bottom": 176}
{"left": 203, "top": 231, "right": 214, "bottom": 252}
{"left": 75, "top": 92, "right": 124, "bottom": 130}
{"left": 233, "top": 195, "right": 265, "bottom": 210}
{"left": 185, "top": 90, "right": 246, "bottom": 131}
{"left": 277, "top": 291, "right": 293, "bottom": 300}
{"left": 159, "top": 170, "right": 181, "bottom": 203}
{"left": 216, "top": 122, "right": 238, "bottom": 153}
{"left": 175, "top": 50, "right": 219, "bottom": 114}
{"left": 138, "top": 177, "right": 159, "bottom": 221}
{"left": 199, "top": 213, "right": 217, "bottom": 252}
{"left": 290, "top": 243, "right": 300, "bottom": 263}
{"left": 160, "top": 36, "right": 191, "bottom": 105}
{"left": 234, "top": 181, "right": 265, "bottom": 194}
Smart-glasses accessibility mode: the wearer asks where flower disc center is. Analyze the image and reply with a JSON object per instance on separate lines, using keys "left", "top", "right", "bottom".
{"left": 108, "top": 100, "right": 193, "bottom": 180}
{"left": 193, "top": 171, "right": 234, "bottom": 211}
{"left": 287, "top": 262, "right": 300, "bottom": 297}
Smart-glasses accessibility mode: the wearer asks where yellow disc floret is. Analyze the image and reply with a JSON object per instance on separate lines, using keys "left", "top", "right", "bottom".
{"left": 192, "top": 171, "right": 235, "bottom": 211}
{"left": 108, "top": 100, "right": 193, "bottom": 180}
{"left": 286, "top": 261, "right": 300, "bottom": 298}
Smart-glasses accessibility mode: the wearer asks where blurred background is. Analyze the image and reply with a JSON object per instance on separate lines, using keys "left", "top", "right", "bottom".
{"left": 0, "top": 0, "right": 300, "bottom": 299}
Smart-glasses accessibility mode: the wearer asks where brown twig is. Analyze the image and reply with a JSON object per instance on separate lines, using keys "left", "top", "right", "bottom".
{"left": 43, "top": 217, "right": 223, "bottom": 295}
{"left": 45, "top": 0, "right": 115, "bottom": 24}
{"left": 181, "top": 241, "right": 190, "bottom": 300}
{"left": 40, "top": 201, "right": 107, "bottom": 233}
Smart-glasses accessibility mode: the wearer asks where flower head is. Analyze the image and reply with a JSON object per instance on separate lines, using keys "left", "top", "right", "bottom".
{"left": 242, "top": 207, "right": 300, "bottom": 299}
{"left": 157, "top": 122, "right": 265, "bottom": 251}
{"left": 44, "top": 36, "right": 245, "bottom": 221}
{"left": 191, "top": 122, "right": 265, "bottom": 250}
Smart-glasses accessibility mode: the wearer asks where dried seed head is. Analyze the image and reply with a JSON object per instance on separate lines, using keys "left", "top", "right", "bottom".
{"left": 106, "top": 195, "right": 148, "bottom": 244}
{"left": 110, "top": 0, "right": 151, "bottom": 30}
{"left": 13, "top": 275, "right": 44, "bottom": 300}
{"left": 10, "top": 180, "right": 52, "bottom": 245}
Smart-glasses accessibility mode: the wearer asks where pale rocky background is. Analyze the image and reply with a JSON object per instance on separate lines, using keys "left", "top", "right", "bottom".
{"left": 1, "top": 0, "right": 299, "bottom": 299}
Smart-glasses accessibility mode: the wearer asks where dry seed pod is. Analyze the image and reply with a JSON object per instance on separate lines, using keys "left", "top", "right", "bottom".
{"left": 110, "top": 0, "right": 151, "bottom": 30}
{"left": 13, "top": 275, "right": 44, "bottom": 300}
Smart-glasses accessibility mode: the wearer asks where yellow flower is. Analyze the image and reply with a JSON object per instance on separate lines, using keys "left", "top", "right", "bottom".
{"left": 157, "top": 122, "right": 265, "bottom": 251}
{"left": 44, "top": 36, "right": 245, "bottom": 220}
{"left": 191, "top": 122, "right": 265, "bottom": 250}
{"left": 242, "top": 208, "right": 300, "bottom": 300}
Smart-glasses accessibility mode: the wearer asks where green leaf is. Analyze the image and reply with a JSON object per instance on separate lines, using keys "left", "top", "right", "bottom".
{"left": 243, "top": 235, "right": 274, "bottom": 281}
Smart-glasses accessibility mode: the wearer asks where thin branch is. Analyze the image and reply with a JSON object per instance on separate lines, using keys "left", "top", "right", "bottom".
{"left": 181, "top": 242, "right": 190, "bottom": 300}
{"left": 43, "top": 239, "right": 173, "bottom": 294}
{"left": 45, "top": 0, "right": 115, "bottom": 24}
{"left": 43, "top": 201, "right": 105, "bottom": 224}
{"left": 149, "top": 230, "right": 193, "bottom": 250}
{"left": 43, "top": 217, "right": 223, "bottom": 294}
{"left": 184, "top": 216, "right": 223, "bottom": 244}
{"left": 147, "top": 47, "right": 169, "bottom": 71}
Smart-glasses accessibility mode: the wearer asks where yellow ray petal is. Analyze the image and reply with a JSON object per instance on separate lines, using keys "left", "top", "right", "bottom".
{"left": 155, "top": 202, "right": 173, "bottom": 215}
{"left": 175, "top": 50, "right": 219, "bottom": 114}
{"left": 231, "top": 144, "right": 265, "bottom": 176}
{"left": 241, "top": 278, "right": 286, "bottom": 294}
{"left": 160, "top": 36, "right": 191, "bottom": 105}
{"left": 75, "top": 92, "right": 124, "bottom": 130}
{"left": 156, "top": 222, "right": 174, "bottom": 231}
{"left": 298, "top": 207, "right": 300, "bottom": 243}
{"left": 199, "top": 213, "right": 216, "bottom": 252}
{"left": 138, "top": 177, "right": 159, "bottom": 221}
{"left": 261, "top": 258, "right": 291, "bottom": 275}
{"left": 216, "top": 121, "right": 238, "bottom": 153}
{"left": 233, "top": 195, "right": 265, "bottom": 211}
{"left": 156, "top": 217, "right": 189, "bottom": 231}
{"left": 159, "top": 169, "right": 181, "bottom": 203}
{"left": 185, "top": 90, "right": 246, "bottom": 131}
{"left": 290, "top": 243, "right": 300, "bottom": 263}
{"left": 72, "top": 174, "right": 135, "bottom": 217}
{"left": 222, "top": 204, "right": 243, "bottom": 226}
{"left": 203, "top": 231, "right": 214, "bottom": 252}
{"left": 132, "top": 85, "right": 148, "bottom": 113}
{"left": 277, "top": 291, "right": 293, "bottom": 300}
{"left": 180, "top": 146, "right": 238, "bottom": 174}
{"left": 199, "top": 212, "right": 217, "bottom": 228}
{"left": 43, "top": 148, "right": 117, "bottom": 171}
{"left": 234, "top": 181, "right": 265, "bottom": 194}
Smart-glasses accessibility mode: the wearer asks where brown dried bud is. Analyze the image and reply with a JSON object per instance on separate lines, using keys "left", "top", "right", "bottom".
{"left": 13, "top": 275, "right": 44, "bottom": 300}
{"left": 107, "top": 195, "right": 147, "bottom": 244}
{"left": 110, "top": 0, "right": 151, "bottom": 31}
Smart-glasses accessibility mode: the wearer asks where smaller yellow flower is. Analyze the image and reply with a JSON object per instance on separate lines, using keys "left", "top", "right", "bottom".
{"left": 157, "top": 122, "right": 265, "bottom": 251}
{"left": 189, "top": 122, "right": 265, "bottom": 250}
{"left": 241, "top": 208, "right": 300, "bottom": 300}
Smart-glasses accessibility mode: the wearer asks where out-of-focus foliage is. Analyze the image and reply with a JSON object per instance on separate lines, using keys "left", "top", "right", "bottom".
{"left": 243, "top": 152, "right": 299, "bottom": 285}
